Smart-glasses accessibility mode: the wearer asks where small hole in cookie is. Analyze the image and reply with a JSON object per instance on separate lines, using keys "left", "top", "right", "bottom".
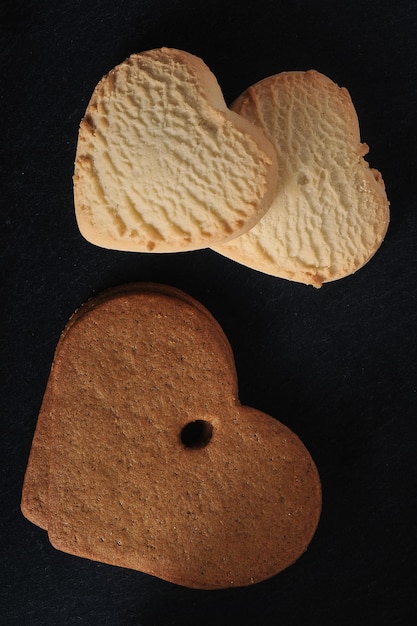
{"left": 180, "top": 420, "right": 213, "bottom": 449}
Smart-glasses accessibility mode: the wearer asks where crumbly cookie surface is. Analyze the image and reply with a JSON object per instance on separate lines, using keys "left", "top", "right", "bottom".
{"left": 214, "top": 70, "right": 390, "bottom": 286}
{"left": 74, "top": 48, "right": 277, "bottom": 252}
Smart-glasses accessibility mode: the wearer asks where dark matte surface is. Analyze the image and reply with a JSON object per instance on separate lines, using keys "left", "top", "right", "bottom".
{"left": 1, "top": 0, "right": 417, "bottom": 624}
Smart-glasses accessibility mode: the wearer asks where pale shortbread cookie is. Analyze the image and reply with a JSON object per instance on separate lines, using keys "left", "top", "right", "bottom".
{"left": 22, "top": 284, "right": 321, "bottom": 589}
{"left": 74, "top": 48, "right": 277, "bottom": 252}
{"left": 213, "top": 71, "right": 390, "bottom": 287}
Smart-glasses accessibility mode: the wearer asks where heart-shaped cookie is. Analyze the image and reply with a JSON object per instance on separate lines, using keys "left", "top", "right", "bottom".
{"left": 21, "top": 284, "right": 321, "bottom": 589}
{"left": 73, "top": 48, "right": 277, "bottom": 253}
{"left": 213, "top": 70, "right": 390, "bottom": 287}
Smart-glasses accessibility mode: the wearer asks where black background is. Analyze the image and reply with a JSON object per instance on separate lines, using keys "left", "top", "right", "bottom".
{"left": 1, "top": 0, "right": 417, "bottom": 624}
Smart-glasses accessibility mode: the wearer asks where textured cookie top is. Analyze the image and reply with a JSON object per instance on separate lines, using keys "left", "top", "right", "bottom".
{"left": 21, "top": 284, "right": 321, "bottom": 589}
{"left": 74, "top": 48, "right": 277, "bottom": 252}
{"left": 213, "top": 70, "right": 390, "bottom": 286}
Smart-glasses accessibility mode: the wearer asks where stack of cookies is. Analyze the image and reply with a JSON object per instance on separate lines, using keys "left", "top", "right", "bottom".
{"left": 74, "top": 47, "right": 389, "bottom": 287}
{"left": 22, "top": 47, "right": 390, "bottom": 588}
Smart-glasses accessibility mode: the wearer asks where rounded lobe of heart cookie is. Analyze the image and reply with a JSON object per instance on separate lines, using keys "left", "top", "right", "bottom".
{"left": 40, "top": 285, "right": 321, "bottom": 589}
{"left": 73, "top": 48, "right": 278, "bottom": 253}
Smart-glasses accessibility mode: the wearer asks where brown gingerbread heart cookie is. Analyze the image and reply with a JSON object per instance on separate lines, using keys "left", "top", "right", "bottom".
{"left": 21, "top": 284, "right": 321, "bottom": 589}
